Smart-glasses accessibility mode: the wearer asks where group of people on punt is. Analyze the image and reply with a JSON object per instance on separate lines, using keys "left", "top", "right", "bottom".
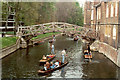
{"left": 43, "top": 48, "right": 67, "bottom": 71}
{"left": 44, "top": 60, "right": 61, "bottom": 70}
{"left": 42, "top": 35, "right": 67, "bottom": 71}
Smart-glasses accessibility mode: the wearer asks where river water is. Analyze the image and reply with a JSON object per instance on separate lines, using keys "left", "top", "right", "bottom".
{"left": 2, "top": 35, "right": 120, "bottom": 79}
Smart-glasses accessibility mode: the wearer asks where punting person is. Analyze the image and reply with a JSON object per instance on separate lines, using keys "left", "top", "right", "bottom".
{"left": 61, "top": 49, "right": 67, "bottom": 63}
{"left": 87, "top": 44, "right": 90, "bottom": 55}
{"left": 53, "top": 35, "right": 55, "bottom": 40}
{"left": 51, "top": 44, "right": 55, "bottom": 54}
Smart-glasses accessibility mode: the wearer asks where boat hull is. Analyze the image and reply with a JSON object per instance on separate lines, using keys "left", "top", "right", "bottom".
{"left": 38, "top": 62, "right": 68, "bottom": 74}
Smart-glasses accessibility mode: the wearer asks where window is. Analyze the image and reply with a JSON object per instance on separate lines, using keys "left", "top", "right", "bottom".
{"left": 97, "top": 9, "right": 99, "bottom": 20}
{"left": 106, "top": 4, "right": 109, "bottom": 18}
{"left": 97, "top": 8, "right": 101, "bottom": 20}
{"left": 115, "top": 2, "right": 118, "bottom": 16}
{"left": 91, "top": 5, "right": 94, "bottom": 9}
{"left": 91, "top": 10, "right": 94, "bottom": 20}
{"left": 99, "top": 8, "right": 101, "bottom": 19}
{"left": 113, "top": 25, "right": 116, "bottom": 39}
{"left": 111, "top": 3, "right": 114, "bottom": 17}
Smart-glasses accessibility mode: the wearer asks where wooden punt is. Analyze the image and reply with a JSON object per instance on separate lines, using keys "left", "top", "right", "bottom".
{"left": 61, "top": 33, "right": 66, "bottom": 36}
{"left": 49, "top": 40, "right": 53, "bottom": 43}
{"left": 35, "top": 41, "right": 44, "bottom": 45}
{"left": 38, "top": 62, "right": 68, "bottom": 74}
{"left": 84, "top": 50, "right": 92, "bottom": 59}
{"left": 39, "top": 55, "right": 55, "bottom": 63}
{"left": 74, "top": 37, "right": 78, "bottom": 41}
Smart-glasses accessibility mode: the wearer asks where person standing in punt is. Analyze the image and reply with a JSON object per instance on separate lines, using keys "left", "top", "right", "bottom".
{"left": 53, "top": 35, "right": 56, "bottom": 41}
{"left": 51, "top": 44, "right": 55, "bottom": 54}
{"left": 87, "top": 44, "right": 90, "bottom": 55}
{"left": 61, "top": 49, "right": 67, "bottom": 63}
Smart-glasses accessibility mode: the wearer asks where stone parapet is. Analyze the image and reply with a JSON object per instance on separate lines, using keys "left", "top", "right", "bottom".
{"left": 90, "top": 40, "right": 120, "bottom": 67}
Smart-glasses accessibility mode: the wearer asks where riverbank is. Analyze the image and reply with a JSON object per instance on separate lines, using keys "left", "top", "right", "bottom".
{"left": 1, "top": 32, "right": 61, "bottom": 59}
{"left": 1, "top": 37, "right": 17, "bottom": 49}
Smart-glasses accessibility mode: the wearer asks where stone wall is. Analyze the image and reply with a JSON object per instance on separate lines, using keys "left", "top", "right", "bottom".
{"left": 90, "top": 40, "right": 120, "bottom": 67}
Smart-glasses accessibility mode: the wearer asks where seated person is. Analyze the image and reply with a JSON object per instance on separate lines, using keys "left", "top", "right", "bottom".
{"left": 44, "top": 64, "right": 47, "bottom": 70}
{"left": 59, "top": 61, "right": 62, "bottom": 65}
{"left": 50, "top": 62, "right": 55, "bottom": 69}
{"left": 44, "top": 61, "right": 50, "bottom": 70}
{"left": 46, "top": 62, "right": 50, "bottom": 70}
{"left": 84, "top": 52, "right": 88, "bottom": 55}
{"left": 54, "top": 60, "right": 59, "bottom": 68}
{"left": 47, "top": 54, "right": 54, "bottom": 58}
{"left": 42, "top": 55, "right": 47, "bottom": 60}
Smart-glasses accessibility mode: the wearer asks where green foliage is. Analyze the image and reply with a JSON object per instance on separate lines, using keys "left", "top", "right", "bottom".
{"left": 1, "top": 37, "right": 17, "bottom": 48}
{"left": 2, "top": 2, "right": 56, "bottom": 26}
{"left": 32, "top": 32, "right": 60, "bottom": 40}
{"left": 67, "top": 2, "right": 84, "bottom": 26}
{"left": 55, "top": 2, "right": 84, "bottom": 26}
{"left": 2, "top": 2, "right": 84, "bottom": 27}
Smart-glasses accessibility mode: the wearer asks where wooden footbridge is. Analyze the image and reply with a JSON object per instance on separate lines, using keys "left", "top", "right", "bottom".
{"left": 17, "top": 22, "right": 97, "bottom": 41}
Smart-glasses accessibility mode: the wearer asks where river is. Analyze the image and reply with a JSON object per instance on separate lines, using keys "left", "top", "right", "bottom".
{"left": 2, "top": 35, "right": 120, "bottom": 79}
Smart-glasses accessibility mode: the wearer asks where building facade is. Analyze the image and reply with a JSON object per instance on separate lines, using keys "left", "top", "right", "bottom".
{"left": 84, "top": 0, "right": 120, "bottom": 67}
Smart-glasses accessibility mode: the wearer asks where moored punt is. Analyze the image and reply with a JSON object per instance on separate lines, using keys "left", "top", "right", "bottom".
{"left": 35, "top": 40, "right": 44, "bottom": 45}
{"left": 74, "top": 37, "right": 78, "bottom": 41}
{"left": 61, "top": 33, "right": 66, "bottom": 36}
{"left": 39, "top": 54, "right": 55, "bottom": 63}
{"left": 84, "top": 50, "right": 92, "bottom": 59}
{"left": 49, "top": 40, "right": 53, "bottom": 43}
{"left": 38, "top": 62, "right": 68, "bottom": 74}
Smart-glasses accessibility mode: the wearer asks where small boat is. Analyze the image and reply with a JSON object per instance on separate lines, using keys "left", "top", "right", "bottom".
{"left": 49, "top": 40, "right": 53, "bottom": 43}
{"left": 35, "top": 41, "right": 44, "bottom": 45}
{"left": 74, "top": 37, "right": 78, "bottom": 41}
{"left": 39, "top": 55, "right": 55, "bottom": 63}
{"left": 38, "top": 62, "right": 68, "bottom": 74}
{"left": 84, "top": 50, "right": 92, "bottom": 59}
{"left": 61, "top": 33, "right": 66, "bottom": 36}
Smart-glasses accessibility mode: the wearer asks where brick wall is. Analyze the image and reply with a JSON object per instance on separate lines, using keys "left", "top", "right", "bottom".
{"left": 84, "top": 1, "right": 91, "bottom": 28}
{"left": 85, "top": 0, "right": 120, "bottom": 67}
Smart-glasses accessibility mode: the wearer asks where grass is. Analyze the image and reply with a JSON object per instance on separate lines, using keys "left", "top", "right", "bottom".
{"left": 0, "top": 31, "right": 15, "bottom": 35}
{"left": 31, "top": 32, "right": 60, "bottom": 40}
{"left": 1, "top": 37, "right": 17, "bottom": 48}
